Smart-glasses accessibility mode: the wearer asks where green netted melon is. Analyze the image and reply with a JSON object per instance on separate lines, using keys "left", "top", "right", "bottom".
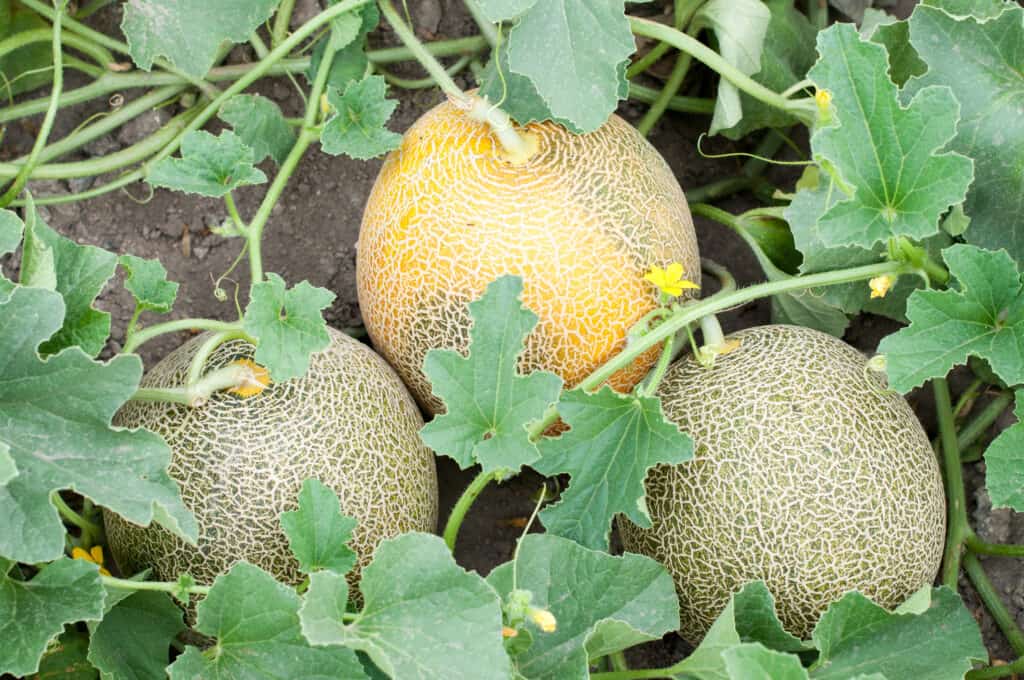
{"left": 103, "top": 328, "right": 438, "bottom": 589}
{"left": 619, "top": 324, "right": 945, "bottom": 642}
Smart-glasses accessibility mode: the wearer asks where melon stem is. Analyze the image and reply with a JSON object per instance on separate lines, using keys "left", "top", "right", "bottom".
{"left": 377, "top": 0, "right": 535, "bottom": 161}
{"left": 131, "top": 363, "right": 257, "bottom": 407}
{"left": 933, "top": 378, "right": 969, "bottom": 589}
{"left": 443, "top": 469, "right": 502, "bottom": 552}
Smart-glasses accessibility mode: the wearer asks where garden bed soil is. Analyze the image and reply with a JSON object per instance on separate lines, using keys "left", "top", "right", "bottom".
{"left": 3, "top": 0, "right": 1020, "bottom": 669}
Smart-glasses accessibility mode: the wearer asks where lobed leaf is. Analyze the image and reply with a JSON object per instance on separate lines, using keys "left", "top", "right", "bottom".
{"left": 320, "top": 76, "right": 402, "bottom": 160}
{"left": 300, "top": 532, "right": 511, "bottom": 679}
{"left": 0, "top": 286, "right": 198, "bottom": 564}
{"left": 119, "top": 254, "right": 178, "bottom": 315}
{"left": 487, "top": 534, "right": 679, "bottom": 680}
{"left": 420, "top": 275, "right": 563, "bottom": 475}
{"left": 86, "top": 591, "right": 184, "bottom": 679}
{"left": 219, "top": 94, "right": 296, "bottom": 166}
{"left": 809, "top": 587, "right": 985, "bottom": 679}
{"left": 21, "top": 203, "right": 117, "bottom": 357}
{"left": 0, "top": 558, "right": 105, "bottom": 677}
{"left": 121, "top": 0, "right": 280, "bottom": 77}
{"left": 243, "top": 273, "right": 336, "bottom": 382}
{"left": 280, "top": 478, "right": 358, "bottom": 575}
{"left": 308, "top": 3, "right": 380, "bottom": 90}
{"left": 147, "top": 130, "right": 267, "bottom": 197}
{"left": 532, "top": 387, "right": 692, "bottom": 550}
{"left": 907, "top": 4, "right": 1024, "bottom": 263}
{"left": 168, "top": 561, "right": 366, "bottom": 679}
{"left": 723, "top": 643, "right": 809, "bottom": 679}
{"left": 807, "top": 23, "right": 973, "bottom": 249}
{"left": 878, "top": 245, "right": 1024, "bottom": 393}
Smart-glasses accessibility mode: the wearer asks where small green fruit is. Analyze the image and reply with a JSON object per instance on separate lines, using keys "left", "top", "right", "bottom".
{"left": 104, "top": 329, "right": 438, "bottom": 589}
{"left": 619, "top": 325, "right": 945, "bottom": 642}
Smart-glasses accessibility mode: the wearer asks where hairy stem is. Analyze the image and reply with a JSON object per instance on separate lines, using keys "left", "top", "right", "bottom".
{"left": 963, "top": 552, "right": 1024, "bottom": 657}
{"left": 0, "top": 26, "right": 114, "bottom": 69}
{"left": 935, "top": 378, "right": 969, "bottom": 588}
{"left": 685, "top": 177, "right": 754, "bottom": 205}
{"left": 444, "top": 469, "right": 501, "bottom": 551}
{"left": 272, "top": 0, "right": 297, "bottom": 47}
{"left": 967, "top": 658, "right": 1024, "bottom": 680}
{"left": 132, "top": 363, "right": 255, "bottom": 407}
{"left": 0, "top": 3, "right": 64, "bottom": 207}
{"left": 101, "top": 575, "right": 211, "bottom": 596}
{"left": 51, "top": 492, "right": 101, "bottom": 542}
{"left": 628, "top": 83, "right": 714, "bottom": 115}
{"left": 629, "top": 17, "right": 817, "bottom": 126}
{"left": 958, "top": 391, "right": 1014, "bottom": 453}
{"left": 122, "top": 319, "right": 243, "bottom": 354}
{"left": 966, "top": 535, "right": 1024, "bottom": 559}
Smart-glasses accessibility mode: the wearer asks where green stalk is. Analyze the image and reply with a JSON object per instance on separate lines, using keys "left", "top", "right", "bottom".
{"left": 132, "top": 363, "right": 256, "bottom": 407}
{"left": 958, "top": 391, "right": 1014, "bottom": 453}
{"left": 12, "top": 85, "right": 185, "bottom": 167}
{"left": 963, "top": 552, "right": 1024, "bottom": 657}
{"left": 51, "top": 492, "right": 101, "bottom": 541}
{"left": 685, "top": 177, "right": 754, "bottom": 204}
{"left": 702, "top": 257, "right": 737, "bottom": 294}
{"left": 934, "top": 378, "right": 969, "bottom": 588}
{"left": 18, "top": 0, "right": 219, "bottom": 97}
{"left": 967, "top": 658, "right": 1024, "bottom": 680}
{"left": 0, "top": 105, "right": 199, "bottom": 180}
{"left": 74, "top": 0, "right": 114, "bottom": 19}
{"left": 122, "top": 318, "right": 243, "bottom": 354}
{"left": 272, "top": 0, "right": 297, "bottom": 47}
{"left": 379, "top": 54, "right": 472, "bottom": 89}
{"left": 636, "top": 46, "right": 692, "bottom": 136}
{"left": 186, "top": 330, "right": 246, "bottom": 385}
{"left": 101, "top": 575, "right": 211, "bottom": 596}
{"left": 378, "top": 0, "right": 531, "bottom": 158}
{"left": 0, "top": 3, "right": 64, "bottom": 207}
{"left": 627, "top": 82, "right": 714, "bottom": 115}
{"left": 444, "top": 469, "right": 501, "bottom": 551}
{"left": 625, "top": 0, "right": 703, "bottom": 78}
{"left": 638, "top": 332, "right": 675, "bottom": 396}
{"left": 966, "top": 535, "right": 1024, "bottom": 559}
{"left": 0, "top": 27, "right": 114, "bottom": 68}
{"left": 590, "top": 667, "right": 675, "bottom": 680}
{"left": 628, "top": 17, "right": 817, "bottom": 126}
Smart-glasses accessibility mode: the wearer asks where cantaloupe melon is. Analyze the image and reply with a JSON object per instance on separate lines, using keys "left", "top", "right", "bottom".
{"left": 103, "top": 328, "right": 437, "bottom": 589}
{"left": 619, "top": 325, "right": 945, "bottom": 642}
{"left": 357, "top": 99, "right": 700, "bottom": 412}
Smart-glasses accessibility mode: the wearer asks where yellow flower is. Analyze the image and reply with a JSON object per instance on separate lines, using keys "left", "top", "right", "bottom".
{"left": 869, "top": 275, "right": 895, "bottom": 299}
{"left": 72, "top": 545, "right": 111, "bottom": 576}
{"left": 228, "top": 359, "right": 271, "bottom": 398}
{"left": 815, "top": 88, "right": 832, "bottom": 110}
{"left": 644, "top": 263, "right": 700, "bottom": 298}
{"left": 502, "top": 626, "right": 518, "bottom": 638}
{"left": 528, "top": 607, "right": 557, "bottom": 633}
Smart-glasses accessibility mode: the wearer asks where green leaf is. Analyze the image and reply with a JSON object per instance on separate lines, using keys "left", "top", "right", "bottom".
{"left": 807, "top": 23, "right": 973, "bottom": 249}
{"left": 478, "top": 44, "right": 578, "bottom": 132}
{"left": 308, "top": 3, "right": 379, "bottom": 90}
{"left": 860, "top": 11, "right": 926, "bottom": 87}
{"left": 982, "top": 389, "right": 1024, "bottom": 511}
{"left": 420, "top": 275, "right": 563, "bottom": 474}
{"left": 119, "top": 254, "right": 178, "bottom": 315}
{"left": 21, "top": 203, "right": 117, "bottom": 357}
{"left": 785, "top": 177, "right": 950, "bottom": 325}
{"left": 0, "top": 208, "right": 19, "bottom": 300}
{"left": 243, "top": 273, "right": 335, "bottom": 382}
{"left": 809, "top": 587, "right": 984, "bottom": 679}
{"left": 486, "top": 534, "right": 679, "bottom": 680}
{"left": 692, "top": 0, "right": 771, "bottom": 136}
{"left": 492, "top": 0, "right": 634, "bottom": 132}
{"left": 716, "top": 0, "right": 818, "bottom": 140}
{"left": 280, "top": 478, "right": 358, "bottom": 575}
{"left": 723, "top": 643, "right": 809, "bottom": 679}
{"left": 0, "top": 442, "right": 16, "bottom": 487}
{"left": 169, "top": 561, "right": 366, "bottom": 679}
{"left": 671, "top": 591, "right": 741, "bottom": 680}
{"left": 733, "top": 582, "right": 809, "bottom": 654}
{"left": 0, "top": 558, "right": 105, "bottom": 677}
{"left": 923, "top": 0, "right": 1013, "bottom": 19}
{"left": 147, "top": 130, "right": 267, "bottom": 197}
{"left": 0, "top": 286, "right": 198, "bottom": 564}
{"left": 907, "top": 5, "right": 1024, "bottom": 263}
{"left": 532, "top": 387, "right": 692, "bottom": 550}
{"left": 476, "top": 0, "right": 537, "bottom": 21}
{"left": 219, "top": 94, "right": 296, "bottom": 165}
{"left": 320, "top": 76, "right": 403, "bottom": 160}
{"left": 87, "top": 591, "right": 184, "bottom": 680}
{"left": 121, "top": 0, "right": 280, "bottom": 77}
{"left": 877, "top": 245, "right": 1024, "bottom": 393}
{"left": 36, "top": 628, "right": 98, "bottom": 679}
{"left": 0, "top": 1, "right": 53, "bottom": 97}
{"left": 299, "top": 533, "right": 511, "bottom": 679}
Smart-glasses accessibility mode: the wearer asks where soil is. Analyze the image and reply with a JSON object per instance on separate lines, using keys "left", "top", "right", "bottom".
{"left": 3, "top": 0, "right": 1021, "bottom": 671}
